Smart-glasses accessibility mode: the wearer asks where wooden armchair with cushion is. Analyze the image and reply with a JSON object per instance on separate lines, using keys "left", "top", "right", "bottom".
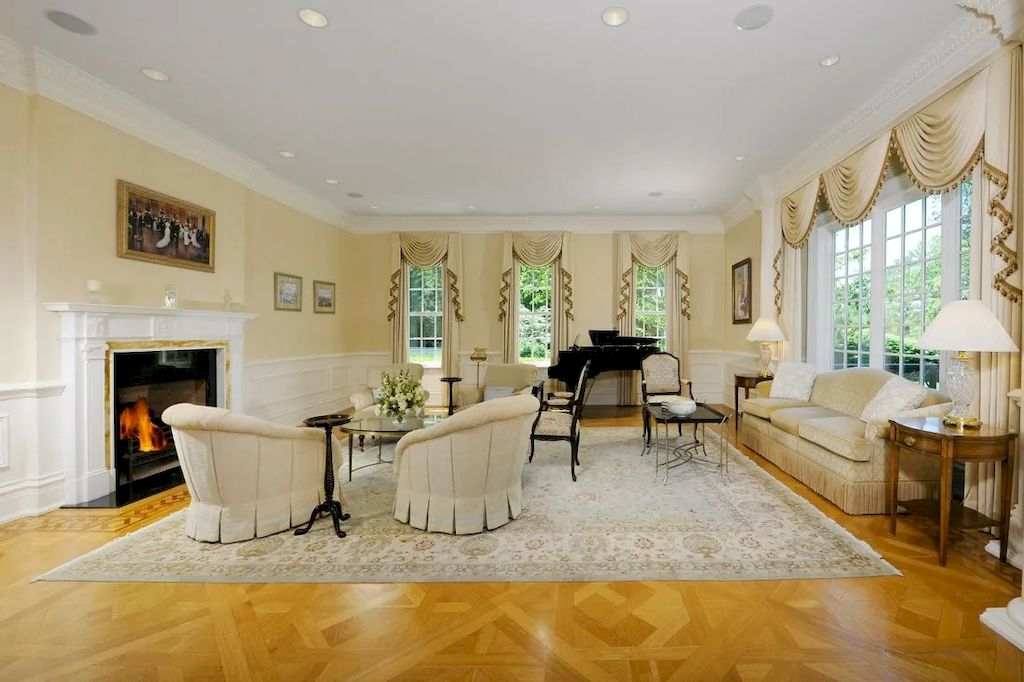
{"left": 530, "top": 360, "right": 590, "bottom": 481}
{"left": 640, "top": 352, "right": 695, "bottom": 445}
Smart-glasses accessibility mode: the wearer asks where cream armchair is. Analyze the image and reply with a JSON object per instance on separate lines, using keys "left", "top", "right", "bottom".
{"left": 456, "top": 363, "right": 538, "bottom": 408}
{"left": 350, "top": 363, "right": 425, "bottom": 415}
{"left": 393, "top": 394, "right": 539, "bottom": 534}
{"left": 163, "top": 404, "right": 339, "bottom": 543}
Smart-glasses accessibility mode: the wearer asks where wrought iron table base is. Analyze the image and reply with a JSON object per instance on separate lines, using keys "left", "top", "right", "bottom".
{"left": 650, "top": 419, "right": 729, "bottom": 485}
{"left": 296, "top": 419, "right": 348, "bottom": 538}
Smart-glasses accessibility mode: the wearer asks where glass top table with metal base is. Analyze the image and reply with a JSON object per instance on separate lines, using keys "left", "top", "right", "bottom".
{"left": 642, "top": 403, "right": 729, "bottom": 484}
{"left": 340, "top": 413, "right": 443, "bottom": 481}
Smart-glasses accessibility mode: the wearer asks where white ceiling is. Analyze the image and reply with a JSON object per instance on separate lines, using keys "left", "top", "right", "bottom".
{"left": 0, "top": 1, "right": 994, "bottom": 219}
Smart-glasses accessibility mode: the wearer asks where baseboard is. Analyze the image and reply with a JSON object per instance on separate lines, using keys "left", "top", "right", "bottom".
{"left": 0, "top": 471, "right": 65, "bottom": 525}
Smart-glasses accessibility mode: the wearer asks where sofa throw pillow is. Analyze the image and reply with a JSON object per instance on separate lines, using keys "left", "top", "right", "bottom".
{"left": 371, "top": 387, "right": 383, "bottom": 402}
{"left": 483, "top": 386, "right": 515, "bottom": 401}
{"left": 859, "top": 375, "right": 928, "bottom": 424}
{"left": 768, "top": 363, "right": 817, "bottom": 401}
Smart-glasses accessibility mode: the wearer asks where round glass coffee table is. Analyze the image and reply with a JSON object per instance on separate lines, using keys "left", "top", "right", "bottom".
{"left": 341, "top": 413, "right": 443, "bottom": 481}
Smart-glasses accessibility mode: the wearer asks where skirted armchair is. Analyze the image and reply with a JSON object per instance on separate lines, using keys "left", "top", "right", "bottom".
{"left": 456, "top": 363, "right": 538, "bottom": 408}
{"left": 163, "top": 404, "right": 340, "bottom": 543}
{"left": 393, "top": 394, "right": 539, "bottom": 534}
{"left": 350, "top": 363, "right": 425, "bottom": 416}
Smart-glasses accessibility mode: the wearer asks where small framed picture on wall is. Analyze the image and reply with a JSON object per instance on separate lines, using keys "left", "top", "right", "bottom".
{"left": 274, "top": 272, "right": 302, "bottom": 311}
{"left": 732, "top": 258, "right": 752, "bottom": 324}
{"left": 313, "top": 280, "right": 336, "bottom": 314}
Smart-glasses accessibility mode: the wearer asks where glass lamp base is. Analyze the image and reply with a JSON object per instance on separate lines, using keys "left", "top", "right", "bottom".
{"left": 944, "top": 353, "right": 980, "bottom": 429}
{"left": 757, "top": 343, "right": 773, "bottom": 377}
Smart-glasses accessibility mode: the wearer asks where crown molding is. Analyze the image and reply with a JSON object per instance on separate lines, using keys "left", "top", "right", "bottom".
{"left": 343, "top": 213, "right": 725, "bottom": 235}
{"left": 768, "top": 0, "right": 1009, "bottom": 200}
{"left": 0, "top": 34, "right": 348, "bottom": 229}
{"left": 721, "top": 197, "right": 756, "bottom": 232}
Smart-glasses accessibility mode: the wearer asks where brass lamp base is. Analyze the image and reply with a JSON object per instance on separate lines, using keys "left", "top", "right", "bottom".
{"left": 943, "top": 415, "right": 983, "bottom": 429}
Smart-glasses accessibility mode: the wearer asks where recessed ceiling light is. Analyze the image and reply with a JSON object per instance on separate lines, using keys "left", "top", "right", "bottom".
{"left": 325, "top": 178, "right": 340, "bottom": 185}
{"left": 278, "top": 150, "right": 296, "bottom": 158}
{"left": 298, "top": 8, "right": 329, "bottom": 28}
{"left": 601, "top": 7, "right": 629, "bottom": 27}
{"left": 44, "top": 10, "right": 97, "bottom": 35}
{"left": 140, "top": 67, "right": 170, "bottom": 82}
{"left": 468, "top": 205, "right": 477, "bottom": 210}
{"left": 734, "top": 154, "right": 748, "bottom": 161}
{"left": 648, "top": 191, "right": 663, "bottom": 198}
{"left": 347, "top": 192, "right": 364, "bottom": 199}
{"left": 593, "top": 205, "right": 602, "bottom": 210}
{"left": 734, "top": 4, "right": 773, "bottom": 31}
{"left": 820, "top": 55, "right": 841, "bottom": 68}
{"left": 371, "top": 205, "right": 380, "bottom": 210}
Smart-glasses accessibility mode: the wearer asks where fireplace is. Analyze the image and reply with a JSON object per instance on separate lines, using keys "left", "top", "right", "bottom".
{"left": 111, "top": 349, "right": 217, "bottom": 503}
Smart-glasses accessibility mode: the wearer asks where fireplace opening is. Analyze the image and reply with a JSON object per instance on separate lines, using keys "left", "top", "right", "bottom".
{"left": 109, "top": 349, "right": 217, "bottom": 505}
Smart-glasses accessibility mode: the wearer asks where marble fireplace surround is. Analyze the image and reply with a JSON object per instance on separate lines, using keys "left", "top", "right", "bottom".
{"left": 44, "top": 303, "right": 255, "bottom": 505}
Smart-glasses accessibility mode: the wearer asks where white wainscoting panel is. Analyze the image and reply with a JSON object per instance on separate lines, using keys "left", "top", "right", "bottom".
{"left": 0, "top": 414, "right": 8, "bottom": 469}
{"left": 0, "top": 381, "right": 65, "bottom": 524}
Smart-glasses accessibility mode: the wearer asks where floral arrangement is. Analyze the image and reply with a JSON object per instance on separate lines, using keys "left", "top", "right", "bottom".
{"left": 374, "top": 369, "right": 429, "bottom": 419}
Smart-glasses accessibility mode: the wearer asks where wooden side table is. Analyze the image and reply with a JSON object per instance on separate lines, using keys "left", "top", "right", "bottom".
{"left": 440, "top": 376, "right": 462, "bottom": 416}
{"left": 734, "top": 372, "right": 772, "bottom": 430}
{"left": 889, "top": 416, "right": 1016, "bottom": 566}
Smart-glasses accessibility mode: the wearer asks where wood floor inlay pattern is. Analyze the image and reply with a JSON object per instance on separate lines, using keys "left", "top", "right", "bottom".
{"left": 1, "top": 406, "right": 1022, "bottom": 681}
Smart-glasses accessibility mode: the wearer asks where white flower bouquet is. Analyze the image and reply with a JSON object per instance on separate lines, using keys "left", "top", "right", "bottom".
{"left": 374, "top": 369, "right": 429, "bottom": 419}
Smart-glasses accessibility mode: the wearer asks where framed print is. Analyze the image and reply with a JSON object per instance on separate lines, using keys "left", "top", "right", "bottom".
{"left": 313, "top": 280, "right": 336, "bottom": 314}
{"left": 274, "top": 272, "right": 303, "bottom": 311}
{"left": 732, "top": 258, "right": 752, "bottom": 324}
{"left": 117, "top": 180, "right": 215, "bottom": 272}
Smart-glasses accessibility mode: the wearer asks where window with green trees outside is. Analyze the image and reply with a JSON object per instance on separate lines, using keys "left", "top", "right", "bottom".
{"left": 518, "top": 264, "right": 553, "bottom": 364}
{"left": 407, "top": 264, "right": 443, "bottom": 367}
{"left": 634, "top": 264, "right": 667, "bottom": 351}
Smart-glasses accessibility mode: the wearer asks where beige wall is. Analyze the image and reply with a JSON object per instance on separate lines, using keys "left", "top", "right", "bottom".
{"left": 459, "top": 233, "right": 504, "bottom": 353}
{"left": 243, "top": 191, "right": 347, "bottom": 360}
{"left": 339, "top": 233, "right": 392, "bottom": 352}
{"left": 724, "top": 211, "right": 762, "bottom": 353}
{"left": 0, "top": 84, "right": 36, "bottom": 384}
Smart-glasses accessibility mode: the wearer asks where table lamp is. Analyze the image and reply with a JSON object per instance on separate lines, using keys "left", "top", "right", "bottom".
{"left": 919, "top": 299, "right": 1018, "bottom": 429}
{"left": 470, "top": 347, "right": 488, "bottom": 386}
{"left": 746, "top": 317, "right": 785, "bottom": 377}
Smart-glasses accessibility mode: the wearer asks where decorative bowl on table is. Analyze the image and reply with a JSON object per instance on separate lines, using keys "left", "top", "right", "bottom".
{"left": 663, "top": 399, "right": 697, "bottom": 416}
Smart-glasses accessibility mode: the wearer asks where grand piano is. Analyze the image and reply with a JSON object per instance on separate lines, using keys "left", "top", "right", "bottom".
{"left": 547, "top": 330, "right": 660, "bottom": 402}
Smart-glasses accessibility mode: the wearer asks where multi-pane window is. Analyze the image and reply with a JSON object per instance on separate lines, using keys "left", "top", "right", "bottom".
{"left": 634, "top": 264, "right": 667, "bottom": 351}
{"left": 518, "top": 265, "right": 553, "bottom": 364}
{"left": 407, "top": 264, "right": 443, "bottom": 367}
{"left": 826, "top": 176, "right": 973, "bottom": 389}
{"left": 832, "top": 221, "right": 872, "bottom": 370}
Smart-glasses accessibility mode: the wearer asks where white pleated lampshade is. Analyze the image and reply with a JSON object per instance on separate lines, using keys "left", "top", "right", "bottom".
{"left": 919, "top": 300, "right": 1018, "bottom": 352}
{"left": 746, "top": 316, "right": 785, "bottom": 342}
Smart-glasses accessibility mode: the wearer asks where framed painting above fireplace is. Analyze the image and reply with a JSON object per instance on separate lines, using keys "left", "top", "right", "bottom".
{"left": 117, "top": 180, "right": 216, "bottom": 272}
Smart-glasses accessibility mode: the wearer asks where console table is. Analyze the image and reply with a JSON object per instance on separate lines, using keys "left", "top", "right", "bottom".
{"left": 888, "top": 416, "right": 1016, "bottom": 566}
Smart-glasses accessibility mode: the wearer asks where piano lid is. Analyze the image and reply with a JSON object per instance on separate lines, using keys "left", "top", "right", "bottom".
{"left": 588, "top": 329, "right": 659, "bottom": 346}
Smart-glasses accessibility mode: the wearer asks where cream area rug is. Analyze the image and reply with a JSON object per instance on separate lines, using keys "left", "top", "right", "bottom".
{"left": 39, "top": 428, "right": 896, "bottom": 583}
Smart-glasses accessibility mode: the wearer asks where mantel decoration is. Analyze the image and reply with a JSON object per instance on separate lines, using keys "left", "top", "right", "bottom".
{"left": 117, "top": 180, "right": 215, "bottom": 272}
{"left": 375, "top": 369, "right": 429, "bottom": 420}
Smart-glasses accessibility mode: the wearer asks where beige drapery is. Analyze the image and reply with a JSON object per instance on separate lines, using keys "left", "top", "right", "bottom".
{"left": 388, "top": 233, "right": 464, "bottom": 390}
{"left": 614, "top": 233, "right": 692, "bottom": 405}
{"left": 498, "top": 232, "right": 574, "bottom": 364}
{"left": 775, "top": 46, "right": 1022, "bottom": 523}
{"left": 781, "top": 179, "right": 821, "bottom": 249}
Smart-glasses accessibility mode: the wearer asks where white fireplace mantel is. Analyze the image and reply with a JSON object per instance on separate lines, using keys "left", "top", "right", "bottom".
{"left": 44, "top": 302, "right": 256, "bottom": 504}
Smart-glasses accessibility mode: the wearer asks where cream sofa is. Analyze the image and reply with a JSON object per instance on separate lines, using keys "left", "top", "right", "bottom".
{"left": 163, "top": 404, "right": 339, "bottom": 543}
{"left": 455, "top": 363, "right": 538, "bottom": 409}
{"left": 393, "top": 394, "right": 539, "bottom": 534}
{"left": 739, "top": 367, "right": 951, "bottom": 514}
{"left": 349, "top": 363, "right": 425, "bottom": 417}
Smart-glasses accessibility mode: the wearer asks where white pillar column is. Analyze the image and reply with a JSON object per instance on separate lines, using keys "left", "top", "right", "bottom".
{"left": 758, "top": 201, "right": 780, "bottom": 320}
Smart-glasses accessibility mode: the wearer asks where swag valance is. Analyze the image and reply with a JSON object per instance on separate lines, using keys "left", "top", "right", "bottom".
{"left": 498, "top": 232, "right": 574, "bottom": 364}
{"left": 780, "top": 47, "right": 1020, "bottom": 305}
{"left": 388, "top": 233, "right": 464, "bottom": 381}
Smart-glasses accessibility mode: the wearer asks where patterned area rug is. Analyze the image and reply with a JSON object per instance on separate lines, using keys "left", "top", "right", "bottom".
{"left": 39, "top": 428, "right": 897, "bottom": 583}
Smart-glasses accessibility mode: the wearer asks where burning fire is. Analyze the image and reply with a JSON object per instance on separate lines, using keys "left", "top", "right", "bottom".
{"left": 119, "top": 398, "right": 167, "bottom": 452}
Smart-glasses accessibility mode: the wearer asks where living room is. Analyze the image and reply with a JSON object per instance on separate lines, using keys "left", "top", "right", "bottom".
{"left": 2, "top": 1, "right": 1024, "bottom": 679}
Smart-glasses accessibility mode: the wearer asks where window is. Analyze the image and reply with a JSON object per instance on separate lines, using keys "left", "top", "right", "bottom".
{"left": 634, "top": 264, "right": 667, "bottom": 351}
{"left": 407, "top": 264, "right": 443, "bottom": 367}
{"left": 518, "top": 264, "right": 553, "bottom": 364}
{"left": 832, "top": 220, "right": 872, "bottom": 370}
{"left": 826, "top": 175, "right": 973, "bottom": 388}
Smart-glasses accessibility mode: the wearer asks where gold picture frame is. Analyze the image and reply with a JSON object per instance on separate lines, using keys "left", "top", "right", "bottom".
{"left": 274, "top": 272, "right": 303, "bottom": 311}
{"left": 313, "top": 280, "right": 336, "bottom": 314}
{"left": 117, "top": 180, "right": 215, "bottom": 272}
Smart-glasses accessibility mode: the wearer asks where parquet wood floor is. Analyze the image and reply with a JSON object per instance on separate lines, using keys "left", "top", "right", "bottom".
{"left": 2, "top": 406, "right": 1023, "bottom": 681}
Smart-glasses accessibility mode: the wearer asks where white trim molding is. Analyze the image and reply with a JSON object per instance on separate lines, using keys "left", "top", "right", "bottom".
{"left": 344, "top": 214, "right": 726, "bottom": 235}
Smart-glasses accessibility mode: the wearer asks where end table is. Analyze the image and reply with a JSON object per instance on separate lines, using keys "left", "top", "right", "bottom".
{"left": 441, "top": 376, "right": 462, "bottom": 416}
{"left": 295, "top": 413, "right": 351, "bottom": 538}
{"left": 734, "top": 372, "right": 772, "bottom": 430}
{"left": 889, "top": 416, "right": 1016, "bottom": 566}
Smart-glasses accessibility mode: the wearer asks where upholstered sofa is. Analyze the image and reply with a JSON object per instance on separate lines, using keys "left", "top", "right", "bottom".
{"left": 739, "top": 367, "right": 951, "bottom": 514}
{"left": 349, "top": 363, "right": 425, "bottom": 418}
{"left": 455, "top": 363, "right": 538, "bottom": 409}
{"left": 163, "top": 404, "right": 340, "bottom": 543}
{"left": 393, "top": 394, "right": 539, "bottom": 534}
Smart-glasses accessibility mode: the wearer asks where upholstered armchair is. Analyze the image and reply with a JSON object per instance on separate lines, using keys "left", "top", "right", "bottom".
{"left": 162, "top": 404, "right": 341, "bottom": 544}
{"left": 350, "top": 363, "right": 424, "bottom": 416}
{"left": 456, "top": 363, "right": 539, "bottom": 408}
{"left": 393, "top": 394, "right": 539, "bottom": 534}
{"left": 640, "top": 352, "right": 694, "bottom": 445}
